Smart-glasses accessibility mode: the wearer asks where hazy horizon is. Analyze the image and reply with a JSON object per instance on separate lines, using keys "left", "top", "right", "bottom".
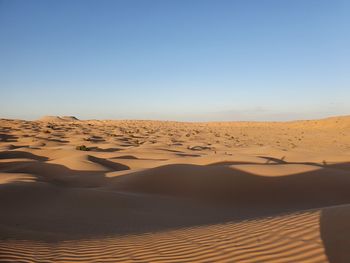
{"left": 3, "top": 112, "right": 350, "bottom": 123}
{"left": 1, "top": 0, "right": 349, "bottom": 121}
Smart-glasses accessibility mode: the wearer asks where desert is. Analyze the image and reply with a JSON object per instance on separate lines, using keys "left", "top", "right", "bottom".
{"left": 0, "top": 115, "right": 350, "bottom": 262}
{"left": 1, "top": 1, "right": 349, "bottom": 261}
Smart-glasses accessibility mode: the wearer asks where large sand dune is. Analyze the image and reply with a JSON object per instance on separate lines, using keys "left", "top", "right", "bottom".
{"left": 0, "top": 116, "right": 350, "bottom": 262}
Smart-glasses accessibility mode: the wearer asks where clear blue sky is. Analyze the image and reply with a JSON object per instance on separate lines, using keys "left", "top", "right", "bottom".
{"left": 1, "top": 0, "right": 349, "bottom": 121}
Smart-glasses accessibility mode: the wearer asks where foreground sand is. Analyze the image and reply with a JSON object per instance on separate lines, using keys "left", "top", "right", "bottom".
{"left": 0, "top": 115, "right": 350, "bottom": 262}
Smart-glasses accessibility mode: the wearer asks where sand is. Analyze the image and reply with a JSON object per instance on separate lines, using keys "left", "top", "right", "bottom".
{"left": 0, "top": 115, "right": 349, "bottom": 262}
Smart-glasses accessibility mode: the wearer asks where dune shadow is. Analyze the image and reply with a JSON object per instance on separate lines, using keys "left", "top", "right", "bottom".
{"left": 111, "top": 155, "right": 139, "bottom": 160}
{"left": 158, "top": 148, "right": 184, "bottom": 153}
{"left": 188, "top": 146, "right": 212, "bottom": 151}
{"left": 259, "top": 156, "right": 287, "bottom": 164}
{"left": 208, "top": 161, "right": 259, "bottom": 166}
{"left": 85, "top": 136, "right": 105, "bottom": 142}
{"left": 0, "top": 161, "right": 107, "bottom": 187}
{"left": 320, "top": 205, "right": 350, "bottom": 263}
{"left": 0, "top": 151, "right": 49, "bottom": 161}
{"left": 0, "top": 133, "right": 18, "bottom": 142}
{"left": 259, "top": 156, "right": 326, "bottom": 168}
{"left": 0, "top": 145, "right": 30, "bottom": 150}
{"left": 176, "top": 153, "right": 201, "bottom": 157}
{"left": 111, "top": 155, "right": 168, "bottom": 161}
{"left": 87, "top": 155, "right": 130, "bottom": 171}
{"left": 35, "top": 137, "right": 69, "bottom": 143}
{"left": 89, "top": 147, "right": 121, "bottom": 152}
{"left": 325, "top": 163, "right": 350, "bottom": 172}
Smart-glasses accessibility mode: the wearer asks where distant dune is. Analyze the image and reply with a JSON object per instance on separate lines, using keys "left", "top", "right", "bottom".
{"left": 0, "top": 115, "right": 350, "bottom": 262}
{"left": 37, "top": 115, "right": 79, "bottom": 122}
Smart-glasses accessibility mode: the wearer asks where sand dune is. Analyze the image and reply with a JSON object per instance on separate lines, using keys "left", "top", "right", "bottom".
{"left": 37, "top": 116, "right": 80, "bottom": 122}
{"left": 0, "top": 116, "right": 350, "bottom": 262}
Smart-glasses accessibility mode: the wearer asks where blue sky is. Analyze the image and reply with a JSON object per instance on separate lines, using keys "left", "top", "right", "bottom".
{"left": 1, "top": 0, "right": 349, "bottom": 121}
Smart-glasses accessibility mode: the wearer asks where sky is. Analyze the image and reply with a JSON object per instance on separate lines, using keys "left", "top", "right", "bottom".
{"left": 0, "top": 0, "right": 349, "bottom": 121}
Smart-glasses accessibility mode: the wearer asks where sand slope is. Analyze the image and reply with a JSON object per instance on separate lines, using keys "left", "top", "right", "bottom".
{"left": 0, "top": 116, "right": 350, "bottom": 262}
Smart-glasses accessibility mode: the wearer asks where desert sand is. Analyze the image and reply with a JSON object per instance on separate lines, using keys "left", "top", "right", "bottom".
{"left": 0, "top": 115, "right": 350, "bottom": 262}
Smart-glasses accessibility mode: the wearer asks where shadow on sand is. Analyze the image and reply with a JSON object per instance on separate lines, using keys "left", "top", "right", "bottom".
{"left": 320, "top": 205, "right": 350, "bottom": 263}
